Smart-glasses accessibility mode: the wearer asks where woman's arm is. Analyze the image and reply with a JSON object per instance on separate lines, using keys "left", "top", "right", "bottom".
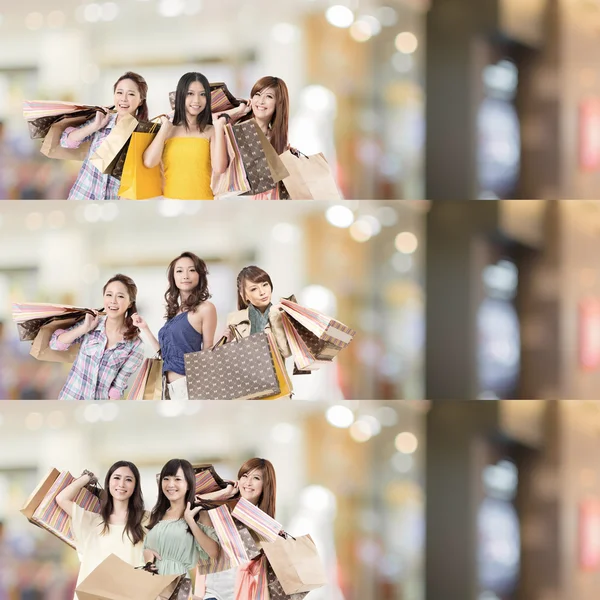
{"left": 188, "top": 302, "right": 217, "bottom": 349}
{"left": 143, "top": 116, "right": 173, "bottom": 169}
{"left": 109, "top": 341, "right": 146, "bottom": 399}
{"left": 184, "top": 504, "right": 220, "bottom": 559}
{"left": 210, "top": 119, "right": 229, "bottom": 175}
{"left": 49, "top": 313, "right": 99, "bottom": 351}
{"left": 131, "top": 313, "right": 161, "bottom": 354}
{"left": 61, "top": 111, "right": 110, "bottom": 148}
{"left": 214, "top": 101, "right": 251, "bottom": 124}
{"left": 56, "top": 472, "right": 95, "bottom": 517}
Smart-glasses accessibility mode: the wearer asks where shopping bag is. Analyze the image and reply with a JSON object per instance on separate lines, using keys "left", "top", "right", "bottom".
{"left": 76, "top": 554, "right": 180, "bottom": 600}
{"left": 207, "top": 504, "right": 249, "bottom": 567}
{"left": 261, "top": 534, "right": 326, "bottom": 594}
{"left": 279, "top": 151, "right": 342, "bottom": 200}
{"left": 184, "top": 328, "right": 280, "bottom": 400}
{"left": 231, "top": 497, "right": 283, "bottom": 542}
{"left": 30, "top": 316, "right": 83, "bottom": 363}
{"left": 192, "top": 464, "right": 229, "bottom": 495}
{"left": 127, "top": 357, "right": 163, "bottom": 400}
{"left": 280, "top": 313, "right": 330, "bottom": 371}
{"left": 118, "top": 123, "right": 162, "bottom": 199}
{"left": 235, "top": 555, "right": 270, "bottom": 600}
{"left": 253, "top": 124, "right": 289, "bottom": 182}
{"left": 90, "top": 113, "right": 138, "bottom": 175}
{"left": 169, "top": 82, "right": 243, "bottom": 112}
{"left": 265, "top": 560, "right": 309, "bottom": 600}
{"left": 13, "top": 302, "right": 98, "bottom": 341}
{"left": 40, "top": 111, "right": 97, "bottom": 160}
{"left": 22, "top": 469, "right": 101, "bottom": 548}
{"left": 211, "top": 124, "right": 251, "bottom": 198}
{"left": 260, "top": 331, "right": 293, "bottom": 400}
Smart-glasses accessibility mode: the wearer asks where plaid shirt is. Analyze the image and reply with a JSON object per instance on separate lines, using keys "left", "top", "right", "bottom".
{"left": 49, "top": 317, "right": 144, "bottom": 400}
{"left": 61, "top": 113, "right": 121, "bottom": 200}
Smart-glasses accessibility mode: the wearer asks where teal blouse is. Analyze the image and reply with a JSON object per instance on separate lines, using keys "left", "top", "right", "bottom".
{"left": 144, "top": 518, "right": 219, "bottom": 575}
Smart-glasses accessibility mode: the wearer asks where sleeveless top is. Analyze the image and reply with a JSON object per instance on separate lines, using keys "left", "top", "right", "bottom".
{"left": 163, "top": 137, "right": 214, "bottom": 200}
{"left": 158, "top": 312, "right": 204, "bottom": 375}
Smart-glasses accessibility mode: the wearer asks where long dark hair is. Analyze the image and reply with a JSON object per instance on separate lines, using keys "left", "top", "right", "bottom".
{"left": 147, "top": 459, "right": 197, "bottom": 531}
{"left": 103, "top": 274, "right": 140, "bottom": 341}
{"left": 238, "top": 458, "right": 277, "bottom": 518}
{"left": 236, "top": 266, "right": 273, "bottom": 310}
{"left": 113, "top": 72, "right": 149, "bottom": 122}
{"left": 173, "top": 72, "right": 212, "bottom": 133}
{"left": 99, "top": 461, "right": 145, "bottom": 545}
{"left": 240, "top": 76, "right": 289, "bottom": 154}
{"left": 165, "top": 252, "right": 211, "bottom": 320}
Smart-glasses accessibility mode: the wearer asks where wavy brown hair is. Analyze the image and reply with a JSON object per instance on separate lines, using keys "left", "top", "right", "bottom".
{"left": 103, "top": 274, "right": 140, "bottom": 341}
{"left": 239, "top": 76, "right": 289, "bottom": 154}
{"left": 236, "top": 266, "right": 273, "bottom": 310}
{"left": 165, "top": 252, "right": 211, "bottom": 320}
{"left": 238, "top": 458, "right": 277, "bottom": 518}
{"left": 99, "top": 461, "right": 145, "bottom": 545}
{"left": 113, "top": 71, "right": 149, "bottom": 122}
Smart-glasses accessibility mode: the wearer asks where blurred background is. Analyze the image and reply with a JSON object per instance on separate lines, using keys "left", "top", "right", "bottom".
{"left": 0, "top": 0, "right": 597, "bottom": 199}
{"left": 2, "top": 400, "right": 600, "bottom": 600}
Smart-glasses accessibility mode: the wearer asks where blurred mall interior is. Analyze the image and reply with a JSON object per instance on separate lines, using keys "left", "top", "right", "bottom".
{"left": 1, "top": 0, "right": 599, "bottom": 199}
{"left": 2, "top": 400, "right": 600, "bottom": 600}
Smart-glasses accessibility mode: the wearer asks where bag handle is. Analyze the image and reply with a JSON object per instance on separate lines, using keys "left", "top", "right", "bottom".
{"left": 211, "top": 325, "right": 243, "bottom": 351}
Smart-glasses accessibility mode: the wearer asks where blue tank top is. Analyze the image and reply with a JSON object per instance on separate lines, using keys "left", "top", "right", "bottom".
{"left": 158, "top": 312, "right": 203, "bottom": 375}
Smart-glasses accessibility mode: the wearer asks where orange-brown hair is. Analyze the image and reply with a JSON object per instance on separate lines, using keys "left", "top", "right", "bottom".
{"left": 238, "top": 457, "right": 276, "bottom": 518}
{"left": 113, "top": 72, "right": 149, "bottom": 122}
{"left": 102, "top": 274, "right": 140, "bottom": 341}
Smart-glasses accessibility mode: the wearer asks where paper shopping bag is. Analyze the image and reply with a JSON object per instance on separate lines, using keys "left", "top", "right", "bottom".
{"left": 235, "top": 555, "right": 269, "bottom": 600}
{"left": 260, "top": 332, "right": 293, "bottom": 400}
{"left": 265, "top": 560, "right": 309, "bottom": 600}
{"left": 261, "top": 534, "right": 326, "bottom": 594}
{"left": 279, "top": 151, "right": 342, "bottom": 200}
{"left": 127, "top": 358, "right": 163, "bottom": 400}
{"left": 231, "top": 497, "right": 283, "bottom": 543}
{"left": 211, "top": 124, "right": 251, "bottom": 198}
{"left": 90, "top": 113, "right": 138, "bottom": 175}
{"left": 253, "top": 124, "right": 289, "bottom": 183}
{"left": 30, "top": 316, "right": 83, "bottom": 363}
{"left": 280, "top": 313, "right": 331, "bottom": 371}
{"left": 76, "top": 554, "right": 180, "bottom": 600}
{"left": 118, "top": 124, "right": 162, "bottom": 199}
{"left": 207, "top": 504, "right": 249, "bottom": 566}
{"left": 40, "top": 112, "right": 96, "bottom": 160}
{"left": 192, "top": 464, "right": 228, "bottom": 495}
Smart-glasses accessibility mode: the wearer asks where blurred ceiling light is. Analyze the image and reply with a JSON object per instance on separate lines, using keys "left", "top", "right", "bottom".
{"left": 84, "top": 203, "right": 102, "bottom": 223}
{"left": 158, "top": 199, "right": 185, "bottom": 216}
{"left": 326, "top": 5, "right": 354, "bottom": 28}
{"left": 157, "top": 401, "right": 187, "bottom": 417}
{"left": 326, "top": 405, "right": 355, "bottom": 428}
{"left": 377, "top": 6, "right": 397, "bottom": 26}
{"left": 361, "top": 214, "right": 382, "bottom": 236}
{"left": 183, "top": 402, "right": 202, "bottom": 415}
{"left": 100, "top": 203, "right": 119, "bottom": 221}
{"left": 81, "top": 264, "right": 100, "bottom": 285}
{"left": 25, "top": 212, "right": 44, "bottom": 231}
{"left": 182, "top": 202, "right": 202, "bottom": 215}
{"left": 25, "top": 12, "right": 44, "bottom": 30}
{"left": 48, "top": 210, "right": 66, "bottom": 229}
{"left": 391, "top": 252, "right": 413, "bottom": 273}
{"left": 395, "top": 32, "right": 418, "bottom": 54}
{"left": 158, "top": 0, "right": 186, "bottom": 17}
{"left": 301, "top": 85, "right": 336, "bottom": 112}
{"left": 391, "top": 452, "right": 414, "bottom": 473}
{"left": 358, "top": 15, "right": 381, "bottom": 36}
{"left": 376, "top": 206, "right": 398, "bottom": 226}
{"left": 84, "top": 404, "right": 102, "bottom": 423}
{"left": 357, "top": 414, "right": 382, "bottom": 436}
{"left": 101, "top": 2, "right": 120, "bottom": 21}
{"left": 272, "top": 222, "right": 301, "bottom": 244}
{"left": 350, "top": 420, "right": 372, "bottom": 442}
{"left": 395, "top": 431, "right": 418, "bottom": 454}
{"left": 183, "top": 0, "right": 203, "bottom": 15}
{"left": 300, "top": 285, "right": 336, "bottom": 314}
{"left": 375, "top": 405, "right": 398, "bottom": 426}
{"left": 300, "top": 485, "right": 335, "bottom": 512}
{"left": 392, "top": 52, "right": 414, "bottom": 73}
{"left": 394, "top": 231, "right": 418, "bottom": 254}
{"left": 25, "top": 412, "right": 44, "bottom": 431}
{"left": 47, "top": 411, "right": 66, "bottom": 429}
{"left": 271, "top": 22, "right": 301, "bottom": 44}
{"left": 349, "top": 219, "right": 372, "bottom": 242}
{"left": 271, "top": 422, "right": 300, "bottom": 444}
{"left": 349, "top": 20, "right": 372, "bottom": 42}
{"left": 47, "top": 10, "right": 66, "bottom": 28}
{"left": 81, "top": 63, "right": 101, "bottom": 84}
{"left": 326, "top": 204, "right": 354, "bottom": 228}
{"left": 83, "top": 3, "right": 102, "bottom": 23}
{"left": 100, "top": 403, "right": 120, "bottom": 422}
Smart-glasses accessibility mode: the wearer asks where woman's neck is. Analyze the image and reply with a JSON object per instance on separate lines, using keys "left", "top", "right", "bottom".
{"left": 111, "top": 498, "right": 129, "bottom": 519}
{"left": 167, "top": 499, "right": 185, "bottom": 518}
{"left": 105, "top": 315, "right": 126, "bottom": 332}
{"left": 185, "top": 114, "right": 199, "bottom": 131}
{"left": 179, "top": 291, "right": 191, "bottom": 306}
{"left": 254, "top": 115, "right": 270, "bottom": 135}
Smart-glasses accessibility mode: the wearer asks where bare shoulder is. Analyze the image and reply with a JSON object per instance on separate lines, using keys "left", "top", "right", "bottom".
{"left": 188, "top": 301, "right": 216, "bottom": 324}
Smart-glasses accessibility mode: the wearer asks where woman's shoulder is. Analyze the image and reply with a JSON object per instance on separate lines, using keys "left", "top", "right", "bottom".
{"left": 227, "top": 308, "right": 249, "bottom": 325}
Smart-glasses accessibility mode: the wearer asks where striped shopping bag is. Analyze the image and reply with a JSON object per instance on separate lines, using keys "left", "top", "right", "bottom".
{"left": 211, "top": 124, "right": 251, "bottom": 198}
{"left": 231, "top": 497, "right": 283, "bottom": 542}
{"left": 280, "top": 313, "right": 334, "bottom": 371}
{"left": 235, "top": 555, "right": 270, "bottom": 600}
{"left": 207, "top": 504, "right": 249, "bottom": 566}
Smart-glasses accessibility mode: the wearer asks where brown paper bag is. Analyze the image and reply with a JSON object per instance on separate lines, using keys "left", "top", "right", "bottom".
{"left": 20, "top": 467, "right": 60, "bottom": 521}
{"left": 261, "top": 534, "right": 326, "bottom": 594}
{"left": 253, "top": 122, "right": 289, "bottom": 183}
{"left": 76, "top": 554, "right": 180, "bottom": 600}
{"left": 40, "top": 113, "right": 94, "bottom": 161}
{"left": 143, "top": 358, "right": 163, "bottom": 400}
{"left": 279, "top": 151, "right": 342, "bottom": 200}
{"left": 90, "top": 113, "right": 138, "bottom": 174}
{"left": 30, "top": 316, "right": 82, "bottom": 363}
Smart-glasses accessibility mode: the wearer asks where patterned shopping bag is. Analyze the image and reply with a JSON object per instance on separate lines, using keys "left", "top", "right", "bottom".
{"left": 231, "top": 497, "right": 283, "bottom": 542}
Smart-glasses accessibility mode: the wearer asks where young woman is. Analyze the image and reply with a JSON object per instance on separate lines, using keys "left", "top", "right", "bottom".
{"left": 144, "top": 459, "right": 220, "bottom": 576}
{"left": 226, "top": 266, "right": 291, "bottom": 359}
{"left": 224, "top": 76, "right": 290, "bottom": 200}
{"left": 198, "top": 458, "right": 278, "bottom": 600}
{"left": 143, "top": 72, "right": 228, "bottom": 200}
{"left": 132, "top": 252, "right": 217, "bottom": 400}
{"left": 55, "top": 461, "right": 146, "bottom": 599}
{"left": 49, "top": 274, "right": 145, "bottom": 400}
{"left": 61, "top": 72, "right": 149, "bottom": 200}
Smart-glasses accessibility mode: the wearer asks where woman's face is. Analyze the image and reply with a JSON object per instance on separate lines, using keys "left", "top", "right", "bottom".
{"left": 173, "top": 257, "right": 200, "bottom": 293}
{"left": 243, "top": 279, "right": 272, "bottom": 310}
{"left": 185, "top": 81, "right": 207, "bottom": 118}
{"left": 251, "top": 87, "right": 277, "bottom": 122}
{"left": 109, "top": 466, "right": 136, "bottom": 501}
{"left": 162, "top": 467, "right": 189, "bottom": 503}
{"left": 238, "top": 468, "right": 264, "bottom": 505}
{"left": 103, "top": 281, "right": 131, "bottom": 319}
{"left": 113, "top": 78, "right": 142, "bottom": 117}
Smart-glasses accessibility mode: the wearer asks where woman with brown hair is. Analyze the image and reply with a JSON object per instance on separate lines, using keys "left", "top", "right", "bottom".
{"left": 132, "top": 252, "right": 217, "bottom": 400}
{"left": 55, "top": 461, "right": 146, "bottom": 599}
{"left": 49, "top": 274, "right": 145, "bottom": 400}
{"left": 61, "top": 71, "right": 150, "bottom": 200}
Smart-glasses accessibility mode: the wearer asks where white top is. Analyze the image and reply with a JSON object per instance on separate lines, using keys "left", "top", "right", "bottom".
{"left": 71, "top": 503, "right": 145, "bottom": 600}
{"left": 204, "top": 567, "right": 238, "bottom": 600}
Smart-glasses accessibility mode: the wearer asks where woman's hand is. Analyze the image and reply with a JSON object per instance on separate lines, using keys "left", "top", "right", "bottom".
{"left": 158, "top": 115, "right": 173, "bottom": 135}
{"left": 92, "top": 111, "right": 111, "bottom": 132}
{"left": 82, "top": 312, "right": 100, "bottom": 333}
{"left": 237, "top": 101, "right": 252, "bottom": 118}
{"left": 195, "top": 482, "right": 238, "bottom": 504}
{"left": 144, "top": 549, "right": 162, "bottom": 567}
{"left": 80, "top": 470, "right": 98, "bottom": 485}
{"left": 131, "top": 313, "right": 148, "bottom": 330}
{"left": 184, "top": 502, "right": 202, "bottom": 526}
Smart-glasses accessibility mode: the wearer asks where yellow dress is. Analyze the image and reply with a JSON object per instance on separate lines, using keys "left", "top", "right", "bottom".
{"left": 163, "top": 137, "right": 214, "bottom": 200}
